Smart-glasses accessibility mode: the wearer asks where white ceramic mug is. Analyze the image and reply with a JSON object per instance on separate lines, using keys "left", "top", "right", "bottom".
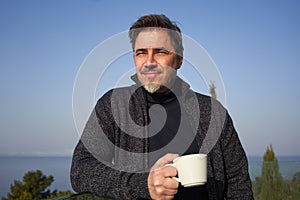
{"left": 168, "top": 154, "right": 207, "bottom": 187}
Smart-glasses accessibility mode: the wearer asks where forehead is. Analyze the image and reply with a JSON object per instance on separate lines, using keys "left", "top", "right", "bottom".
{"left": 134, "top": 29, "right": 174, "bottom": 50}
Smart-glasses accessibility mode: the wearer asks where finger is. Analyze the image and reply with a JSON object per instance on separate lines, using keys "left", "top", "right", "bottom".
{"left": 160, "top": 195, "right": 175, "bottom": 200}
{"left": 152, "top": 153, "right": 180, "bottom": 169}
{"left": 159, "top": 189, "right": 178, "bottom": 198}
{"left": 152, "top": 193, "right": 175, "bottom": 200}
{"left": 152, "top": 175, "right": 179, "bottom": 191}
{"left": 148, "top": 172, "right": 179, "bottom": 199}
{"left": 164, "top": 176, "right": 180, "bottom": 189}
{"left": 162, "top": 165, "right": 178, "bottom": 178}
{"left": 159, "top": 153, "right": 180, "bottom": 165}
{"left": 150, "top": 166, "right": 177, "bottom": 182}
{"left": 152, "top": 185, "right": 178, "bottom": 197}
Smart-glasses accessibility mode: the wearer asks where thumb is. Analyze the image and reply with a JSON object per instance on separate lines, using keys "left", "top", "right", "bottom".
{"left": 151, "top": 153, "right": 180, "bottom": 170}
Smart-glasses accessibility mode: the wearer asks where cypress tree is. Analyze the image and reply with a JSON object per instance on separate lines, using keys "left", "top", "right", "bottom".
{"left": 259, "top": 144, "right": 285, "bottom": 200}
{"left": 209, "top": 81, "right": 217, "bottom": 99}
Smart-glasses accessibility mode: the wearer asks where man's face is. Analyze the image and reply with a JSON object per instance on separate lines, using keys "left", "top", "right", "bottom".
{"left": 133, "top": 29, "right": 182, "bottom": 93}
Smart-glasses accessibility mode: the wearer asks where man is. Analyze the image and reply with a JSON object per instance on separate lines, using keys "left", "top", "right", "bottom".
{"left": 71, "top": 14, "right": 253, "bottom": 200}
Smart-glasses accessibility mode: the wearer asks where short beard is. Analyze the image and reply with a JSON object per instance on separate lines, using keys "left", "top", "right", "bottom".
{"left": 143, "top": 84, "right": 161, "bottom": 93}
{"left": 139, "top": 70, "right": 177, "bottom": 94}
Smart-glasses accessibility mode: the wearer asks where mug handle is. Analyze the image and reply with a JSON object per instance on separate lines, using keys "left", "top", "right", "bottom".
{"left": 165, "top": 163, "right": 181, "bottom": 183}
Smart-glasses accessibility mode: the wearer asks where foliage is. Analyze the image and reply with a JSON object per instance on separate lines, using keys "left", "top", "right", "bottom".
{"left": 3, "top": 157, "right": 299, "bottom": 200}
{"left": 2, "top": 170, "right": 72, "bottom": 200}
{"left": 259, "top": 145, "right": 285, "bottom": 199}
{"left": 252, "top": 176, "right": 261, "bottom": 198}
{"left": 209, "top": 81, "right": 217, "bottom": 99}
{"left": 49, "top": 191, "right": 73, "bottom": 199}
{"left": 252, "top": 145, "right": 300, "bottom": 200}
{"left": 283, "top": 172, "right": 300, "bottom": 200}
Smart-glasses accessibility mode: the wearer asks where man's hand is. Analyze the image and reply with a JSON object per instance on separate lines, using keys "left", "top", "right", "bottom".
{"left": 148, "top": 153, "right": 180, "bottom": 200}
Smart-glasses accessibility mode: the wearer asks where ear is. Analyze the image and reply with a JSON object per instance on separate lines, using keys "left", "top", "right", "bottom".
{"left": 176, "top": 55, "right": 183, "bottom": 69}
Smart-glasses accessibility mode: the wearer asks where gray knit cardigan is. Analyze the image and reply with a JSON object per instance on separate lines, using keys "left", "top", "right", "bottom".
{"left": 70, "top": 77, "right": 253, "bottom": 200}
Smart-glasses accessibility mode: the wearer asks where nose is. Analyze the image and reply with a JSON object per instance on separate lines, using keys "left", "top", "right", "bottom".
{"left": 145, "top": 51, "right": 157, "bottom": 69}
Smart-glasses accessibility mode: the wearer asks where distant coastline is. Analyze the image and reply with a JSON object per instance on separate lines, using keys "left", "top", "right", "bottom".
{"left": 248, "top": 155, "right": 300, "bottom": 161}
{"left": 0, "top": 154, "right": 72, "bottom": 158}
{"left": 1, "top": 155, "right": 300, "bottom": 158}
{"left": 1, "top": 155, "right": 300, "bottom": 198}
{"left": 247, "top": 155, "right": 300, "bottom": 181}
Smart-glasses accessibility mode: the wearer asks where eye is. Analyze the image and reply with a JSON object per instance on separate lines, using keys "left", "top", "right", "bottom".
{"left": 157, "top": 49, "right": 170, "bottom": 54}
{"left": 135, "top": 50, "right": 146, "bottom": 56}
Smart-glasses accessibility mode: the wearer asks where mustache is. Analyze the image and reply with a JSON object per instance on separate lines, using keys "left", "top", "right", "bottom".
{"left": 140, "top": 66, "right": 162, "bottom": 74}
{"left": 141, "top": 69, "right": 162, "bottom": 73}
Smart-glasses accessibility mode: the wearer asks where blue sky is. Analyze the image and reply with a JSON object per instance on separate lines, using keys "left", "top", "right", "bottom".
{"left": 0, "top": 0, "right": 299, "bottom": 156}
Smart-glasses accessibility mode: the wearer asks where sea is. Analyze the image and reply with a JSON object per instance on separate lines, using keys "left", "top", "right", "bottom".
{"left": 1, "top": 156, "right": 300, "bottom": 198}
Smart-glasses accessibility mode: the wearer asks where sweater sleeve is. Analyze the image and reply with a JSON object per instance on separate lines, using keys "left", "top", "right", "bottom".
{"left": 70, "top": 140, "right": 150, "bottom": 199}
{"left": 70, "top": 91, "right": 151, "bottom": 200}
{"left": 221, "top": 112, "right": 254, "bottom": 200}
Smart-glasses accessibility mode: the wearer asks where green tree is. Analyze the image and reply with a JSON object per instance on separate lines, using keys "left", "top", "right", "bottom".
{"left": 209, "top": 81, "right": 217, "bottom": 99}
{"left": 252, "top": 176, "right": 262, "bottom": 199}
{"left": 285, "top": 171, "right": 300, "bottom": 200}
{"left": 252, "top": 145, "right": 300, "bottom": 199}
{"left": 2, "top": 170, "right": 72, "bottom": 200}
{"left": 253, "top": 144, "right": 285, "bottom": 200}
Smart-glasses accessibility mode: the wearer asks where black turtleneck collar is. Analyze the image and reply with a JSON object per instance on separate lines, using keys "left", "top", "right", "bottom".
{"left": 130, "top": 74, "right": 187, "bottom": 104}
{"left": 131, "top": 74, "right": 190, "bottom": 95}
{"left": 146, "top": 87, "right": 177, "bottom": 105}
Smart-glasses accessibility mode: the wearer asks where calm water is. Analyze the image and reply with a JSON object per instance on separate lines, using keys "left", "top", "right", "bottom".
{"left": 248, "top": 156, "right": 300, "bottom": 180}
{"left": 0, "top": 156, "right": 73, "bottom": 198}
{"left": 1, "top": 156, "right": 300, "bottom": 198}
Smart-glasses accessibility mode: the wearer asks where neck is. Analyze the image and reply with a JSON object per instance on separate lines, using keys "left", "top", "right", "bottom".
{"left": 156, "top": 86, "right": 171, "bottom": 94}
